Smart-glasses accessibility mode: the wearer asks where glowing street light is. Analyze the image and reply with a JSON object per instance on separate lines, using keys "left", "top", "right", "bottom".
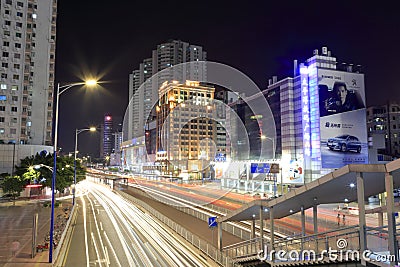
{"left": 73, "top": 127, "right": 96, "bottom": 206}
{"left": 260, "top": 135, "right": 275, "bottom": 159}
{"left": 49, "top": 80, "right": 98, "bottom": 263}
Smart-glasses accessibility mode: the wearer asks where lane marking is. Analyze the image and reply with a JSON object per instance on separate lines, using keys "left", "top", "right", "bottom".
{"left": 83, "top": 195, "right": 90, "bottom": 267}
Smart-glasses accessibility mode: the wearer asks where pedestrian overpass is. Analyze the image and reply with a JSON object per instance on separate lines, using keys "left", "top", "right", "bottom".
{"left": 217, "top": 159, "right": 400, "bottom": 266}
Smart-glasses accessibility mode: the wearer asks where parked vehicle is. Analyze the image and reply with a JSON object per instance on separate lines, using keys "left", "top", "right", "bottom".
{"left": 334, "top": 204, "right": 359, "bottom": 215}
{"left": 0, "top": 193, "right": 13, "bottom": 201}
{"left": 327, "top": 134, "right": 361, "bottom": 153}
{"left": 393, "top": 189, "right": 400, "bottom": 198}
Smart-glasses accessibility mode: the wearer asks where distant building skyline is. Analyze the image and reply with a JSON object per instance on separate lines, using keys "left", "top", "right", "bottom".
{"left": 126, "top": 40, "right": 207, "bottom": 141}
{"left": 367, "top": 102, "right": 400, "bottom": 157}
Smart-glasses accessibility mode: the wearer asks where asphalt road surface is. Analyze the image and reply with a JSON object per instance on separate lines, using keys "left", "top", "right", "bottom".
{"left": 63, "top": 181, "right": 214, "bottom": 267}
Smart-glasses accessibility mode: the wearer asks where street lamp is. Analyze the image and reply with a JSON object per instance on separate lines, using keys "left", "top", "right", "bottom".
{"left": 73, "top": 127, "right": 96, "bottom": 205}
{"left": 32, "top": 164, "right": 53, "bottom": 171}
{"left": 49, "top": 80, "right": 97, "bottom": 263}
{"left": 261, "top": 135, "right": 277, "bottom": 196}
{"left": 260, "top": 134, "right": 275, "bottom": 159}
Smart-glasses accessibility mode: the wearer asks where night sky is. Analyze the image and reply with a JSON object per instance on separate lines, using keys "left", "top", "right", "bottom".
{"left": 55, "top": 0, "right": 400, "bottom": 158}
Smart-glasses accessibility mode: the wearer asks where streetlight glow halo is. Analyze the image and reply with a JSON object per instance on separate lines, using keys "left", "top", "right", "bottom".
{"left": 85, "top": 79, "right": 98, "bottom": 86}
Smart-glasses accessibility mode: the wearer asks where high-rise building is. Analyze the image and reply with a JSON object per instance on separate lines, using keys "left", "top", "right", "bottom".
{"left": 367, "top": 102, "right": 400, "bottom": 157}
{"left": 156, "top": 80, "right": 216, "bottom": 178}
{"left": 0, "top": 0, "right": 57, "bottom": 173}
{"left": 100, "top": 114, "right": 113, "bottom": 159}
{"left": 126, "top": 40, "right": 207, "bottom": 140}
{"left": 231, "top": 47, "right": 368, "bottom": 185}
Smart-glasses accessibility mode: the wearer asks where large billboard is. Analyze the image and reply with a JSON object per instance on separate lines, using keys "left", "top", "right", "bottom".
{"left": 318, "top": 69, "right": 368, "bottom": 168}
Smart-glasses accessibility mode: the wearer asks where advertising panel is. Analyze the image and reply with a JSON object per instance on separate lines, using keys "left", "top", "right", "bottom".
{"left": 281, "top": 158, "right": 304, "bottom": 184}
{"left": 318, "top": 69, "right": 368, "bottom": 168}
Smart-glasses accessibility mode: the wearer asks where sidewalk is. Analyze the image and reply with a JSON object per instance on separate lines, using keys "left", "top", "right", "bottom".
{"left": 0, "top": 199, "right": 72, "bottom": 267}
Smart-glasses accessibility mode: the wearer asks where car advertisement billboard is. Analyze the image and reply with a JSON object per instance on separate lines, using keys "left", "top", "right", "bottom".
{"left": 318, "top": 69, "right": 368, "bottom": 168}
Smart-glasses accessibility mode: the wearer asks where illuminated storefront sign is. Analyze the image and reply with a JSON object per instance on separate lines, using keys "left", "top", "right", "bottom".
{"left": 300, "top": 65, "right": 311, "bottom": 173}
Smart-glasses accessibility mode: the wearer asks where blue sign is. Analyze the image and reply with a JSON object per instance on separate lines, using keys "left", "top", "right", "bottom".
{"left": 250, "top": 163, "right": 270, "bottom": 174}
{"left": 215, "top": 153, "right": 226, "bottom": 162}
{"left": 208, "top": 216, "right": 217, "bottom": 228}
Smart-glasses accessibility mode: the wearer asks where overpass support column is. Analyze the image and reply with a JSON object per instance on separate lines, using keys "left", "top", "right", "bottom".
{"left": 269, "top": 206, "right": 274, "bottom": 261}
{"left": 356, "top": 172, "right": 367, "bottom": 265}
{"left": 217, "top": 222, "right": 222, "bottom": 251}
{"left": 313, "top": 205, "right": 318, "bottom": 234}
{"left": 313, "top": 205, "right": 319, "bottom": 253}
{"left": 259, "top": 205, "right": 264, "bottom": 253}
{"left": 378, "top": 213, "right": 384, "bottom": 227}
{"left": 385, "top": 172, "right": 398, "bottom": 266}
{"left": 301, "top": 206, "right": 305, "bottom": 252}
{"left": 251, "top": 219, "right": 256, "bottom": 239}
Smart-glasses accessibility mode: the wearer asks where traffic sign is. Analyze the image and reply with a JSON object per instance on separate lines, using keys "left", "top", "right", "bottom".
{"left": 208, "top": 216, "right": 217, "bottom": 228}
{"left": 250, "top": 163, "right": 270, "bottom": 173}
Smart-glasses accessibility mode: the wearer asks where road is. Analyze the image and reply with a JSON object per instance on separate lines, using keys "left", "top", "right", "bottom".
{"left": 63, "top": 181, "right": 213, "bottom": 267}
{"left": 113, "top": 174, "right": 388, "bottom": 235}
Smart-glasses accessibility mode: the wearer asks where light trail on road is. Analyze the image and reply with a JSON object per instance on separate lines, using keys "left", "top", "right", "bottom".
{"left": 71, "top": 180, "right": 210, "bottom": 267}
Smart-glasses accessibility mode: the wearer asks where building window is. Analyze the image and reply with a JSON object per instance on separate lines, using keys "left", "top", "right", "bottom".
{"left": 1, "top": 73, "right": 7, "bottom": 79}
{"left": 2, "top": 52, "right": 9, "bottom": 57}
{"left": 5, "top": 21, "right": 11, "bottom": 26}
{"left": 10, "top": 128, "right": 16, "bottom": 134}
{"left": 11, "top": 106, "right": 17, "bottom": 112}
{"left": 3, "top": 41, "right": 10, "bottom": 47}
{"left": 0, "top": 106, "right": 5, "bottom": 111}
{"left": 13, "top": 74, "right": 19, "bottom": 80}
{"left": 16, "top": 22, "right": 23, "bottom": 28}
{"left": 12, "top": 96, "right": 18, "bottom": 101}
{"left": 6, "top": 0, "right": 12, "bottom": 4}
{"left": 16, "top": 12, "right": 23, "bottom": 17}
{"left": 11, "top": 85, "right": 18, "bottom": 90}
{"left": 0, "top": 117, "right": 5, "bottom": 123}
{"left": 4, "top": 31, "right": 11, "bottom": 36}
{"left": 17, "top": 1, "right": 23, "bottom": 7}
{"left": 0, "top": 128, "right": 4, "bottom": 134}
{"left": 0, "top": 84, "right": 6, "bottom": 90}
{"left": 15, "top": 32, "right": 22, "bottom": 38}
{"left": 1, "top": 63, "right": 8, "bottom": 68}
{"left": 15, "top": 43, "right": 22, "bottom": 48}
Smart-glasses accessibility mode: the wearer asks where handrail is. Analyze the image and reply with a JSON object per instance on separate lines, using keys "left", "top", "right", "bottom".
{"left": 223, "top": 237, "right": 260, "bottom": 250}
{"left": 274, "top": 224, "right": 359, "bottom": 243}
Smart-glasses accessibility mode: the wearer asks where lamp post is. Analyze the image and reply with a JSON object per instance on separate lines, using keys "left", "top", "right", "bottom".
{"left": 73, "top": 127, "right": 96, "bottom": 206}
{"left": 260, "top": 135, "right": 275, "bottom": 159}
{"left": 261, "top": 135, "right": 276, "bottom": 196}
{"left": 49, "top": 80, "right": 97, "bottom": 263}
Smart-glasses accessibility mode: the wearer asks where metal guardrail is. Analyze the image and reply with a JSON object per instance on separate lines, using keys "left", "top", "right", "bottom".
{"left": 223, "top": 225, "right": 361, "bottom": 264}
{"left": 116, "top": 190, "right": 235, "bottom": 267}
{"left": 53, "top": 204, "right": 78, "bottom": 267}
{"left": 124, "top": 185, "right": 254, "bottom": 243}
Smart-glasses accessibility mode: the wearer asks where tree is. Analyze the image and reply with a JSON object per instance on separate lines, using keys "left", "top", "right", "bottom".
{"left": 0, "top": 176, "right": 25, "bottom": 205}
{"left": 15, "top": 153, "right": 86, "bottom": 194}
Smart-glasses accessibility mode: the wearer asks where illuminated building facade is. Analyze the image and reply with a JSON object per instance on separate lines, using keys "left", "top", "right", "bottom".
{"left": 231, "top": 47, "right": 368, "bottom": 185}
{"left": 100, "top": 114, "right": 113, "bottom": 159}
{"left": 156, "top": 80, "right": 217, "bottom": 177}
{"left": 0, "top": 0, "right": 57, "bottom": 173}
